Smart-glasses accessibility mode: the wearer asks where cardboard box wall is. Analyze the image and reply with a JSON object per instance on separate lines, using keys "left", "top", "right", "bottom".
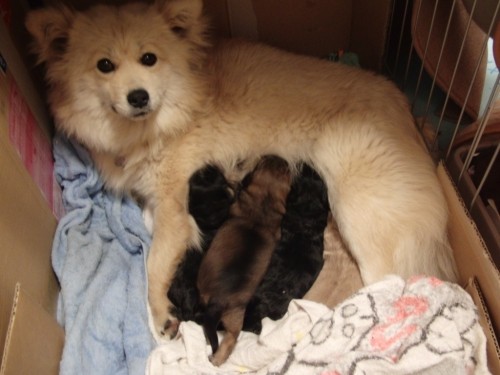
{"left": 0, "top": 1, "right": 64, "bottom": 373}
{"left": 0, "top": 0, "right": 499, "bottom": 374}
{"left": 44, "top": 0, "right": 392, "bottom": 72}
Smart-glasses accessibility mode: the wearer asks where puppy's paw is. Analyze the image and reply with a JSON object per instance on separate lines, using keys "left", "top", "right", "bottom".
{"left": 209, "top": 354, "right": 222, "bottom": 367}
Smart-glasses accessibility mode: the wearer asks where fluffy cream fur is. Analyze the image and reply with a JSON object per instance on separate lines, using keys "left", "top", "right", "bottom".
{"left": 26, "top": 0, "right": 458, "bottom": 337}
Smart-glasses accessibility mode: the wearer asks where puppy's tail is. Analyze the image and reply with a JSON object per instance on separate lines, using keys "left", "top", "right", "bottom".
{"left": 202, "top": 302, "right": 222, "bottom": 355}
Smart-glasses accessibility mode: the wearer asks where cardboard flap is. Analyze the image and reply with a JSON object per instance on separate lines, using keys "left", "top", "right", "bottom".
{"left": 465, "top": 278, "right": 500, "bottom": 375}
{"left": 437, "top": 162, "right": 500, "bottom": 336}
{"left": 1, "top": 284, "right": 63, "bottom": 375}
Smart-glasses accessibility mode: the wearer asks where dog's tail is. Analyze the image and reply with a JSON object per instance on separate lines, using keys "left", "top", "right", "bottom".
{"left": 202, "top": 302, "right": 222, "bottom": 355}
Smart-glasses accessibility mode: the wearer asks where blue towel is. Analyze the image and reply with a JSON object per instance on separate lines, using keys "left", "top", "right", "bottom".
{"left": 52, "top": 134, "right": 155, "bottom": 375}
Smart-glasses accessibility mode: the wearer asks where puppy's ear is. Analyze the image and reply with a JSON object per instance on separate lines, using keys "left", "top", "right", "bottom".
{"left": 156, "top": 0, "right": 203, "bottom": 38}
{"left": 25, "top": 6, "right": 74, "bottom": 63}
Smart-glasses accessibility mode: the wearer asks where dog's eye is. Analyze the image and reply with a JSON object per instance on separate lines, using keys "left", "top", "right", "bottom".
{"left": 97, "top": 58, "right": 115, "bottom": 73}
{"left": 140, "top": 53, "right": 157, "bottom": 67}
{"left": 171, "top": 26, "right": 187, "bottom": 38}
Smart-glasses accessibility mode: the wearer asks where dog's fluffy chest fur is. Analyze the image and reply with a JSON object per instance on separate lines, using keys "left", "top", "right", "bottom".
{"left": 90, "top": 137, "right": 168, "bottom": 204}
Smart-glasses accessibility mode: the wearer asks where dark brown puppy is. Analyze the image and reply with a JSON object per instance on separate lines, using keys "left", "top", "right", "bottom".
{"left": 197, "top": 155, "right": 291, "bottom": 366}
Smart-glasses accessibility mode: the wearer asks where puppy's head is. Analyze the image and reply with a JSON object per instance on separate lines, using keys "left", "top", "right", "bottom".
{"left": 188, "top": 165, "right": 233, "bottom": 233}
{"left": 254, "top": 156, "right": 291, "bottom": 191}
{"left": 25, "top": 0, "right": 209, "bottom": 151}
{"left": 243, "top": 155, "right": 292, "bottom": 215}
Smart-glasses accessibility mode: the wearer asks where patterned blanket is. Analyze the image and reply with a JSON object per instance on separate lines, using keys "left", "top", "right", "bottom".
{"left": 146, "top": 275, "right": 490, "bottom": 374}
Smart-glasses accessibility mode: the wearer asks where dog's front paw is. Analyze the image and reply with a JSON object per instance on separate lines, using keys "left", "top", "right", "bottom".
{"left": 160, "top": 314, "right": 180, "bottom": 339}
{"left": 148, "top": 300, "right": 180, "bottom": 342}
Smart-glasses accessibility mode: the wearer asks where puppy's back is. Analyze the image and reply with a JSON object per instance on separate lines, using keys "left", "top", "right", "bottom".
{"left": 198, "top": 155, "right": 292, "bottom": 302}
{"left": 197, "top": 219, "right": 274, "bottom": 302}
{"left": 197, "top": 155, "right": 292, "bottom": 365}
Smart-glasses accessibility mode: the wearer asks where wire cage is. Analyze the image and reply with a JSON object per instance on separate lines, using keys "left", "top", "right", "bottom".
{"left": 385, "top": 0, "right": 500, "bottom": 267}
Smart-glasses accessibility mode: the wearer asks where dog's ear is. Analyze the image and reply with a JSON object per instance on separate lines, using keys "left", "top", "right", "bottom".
{"left": 25, "top": 6, "right": 74, "bottom": 63}
{"left": 156, "top": 0, "right": 203, "bottom": 38}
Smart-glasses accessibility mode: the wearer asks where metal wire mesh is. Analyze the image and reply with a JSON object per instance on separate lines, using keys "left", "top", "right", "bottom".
{"left": 385, "top": 0, "right": 500, "bottom": 260}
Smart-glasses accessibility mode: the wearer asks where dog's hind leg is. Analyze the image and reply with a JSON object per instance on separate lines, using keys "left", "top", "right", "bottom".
{"left": 202, "top": 302, "right": 222, "bottom": 356}
{"left": 312, "top": 129, "right": 458, "bottom": 285}
{"left": 210, "top": 307, "right": 245, "bottom": 366}
{"left": 328, "top": 168, "right": 456, "bottom": 284}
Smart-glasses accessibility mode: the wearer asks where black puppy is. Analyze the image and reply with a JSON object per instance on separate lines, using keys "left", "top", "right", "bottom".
{"left": 168, "top": 162, "right": 329, "bottom": 333}
{"left": 167, "top": 165, "right": 234, "bottom": 323}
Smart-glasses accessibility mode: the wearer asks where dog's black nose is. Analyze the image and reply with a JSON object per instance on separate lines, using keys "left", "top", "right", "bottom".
{"left": 127, "top": 89, "right": 149, "bottom": 108}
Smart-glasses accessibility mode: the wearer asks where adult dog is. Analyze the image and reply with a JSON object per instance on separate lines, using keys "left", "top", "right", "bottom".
{"left": 26, "top": 0, "right": 457, "bottom": 338}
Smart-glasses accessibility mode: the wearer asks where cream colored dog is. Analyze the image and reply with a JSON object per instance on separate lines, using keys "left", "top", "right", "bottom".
{"left": 26, "top": 0, "right": 458, "bottom": 338}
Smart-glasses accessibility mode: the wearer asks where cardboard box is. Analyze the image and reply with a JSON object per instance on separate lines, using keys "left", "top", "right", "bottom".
{"left": 0, "top": 6, "right": 63, "bottom": 374}
{"left": 437, "top": 164, "right": 500, "bottom": 373}
{"left": 0, "top": 1, "right": 499, "bottom": 374}
{"left": 449, "top": 141, "right": 500, "bottom": 267}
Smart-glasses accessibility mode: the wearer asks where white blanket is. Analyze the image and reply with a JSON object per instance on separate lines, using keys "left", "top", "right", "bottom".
{"left": 146, "top": 276, "right": 490, "bottom": 375}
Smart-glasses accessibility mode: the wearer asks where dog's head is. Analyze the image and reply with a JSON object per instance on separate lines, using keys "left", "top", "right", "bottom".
{"left": 25, "top": 0, "right": 209, "bottom": 152}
